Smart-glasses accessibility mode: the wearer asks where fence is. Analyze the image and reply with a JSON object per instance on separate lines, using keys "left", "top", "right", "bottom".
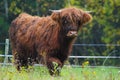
{"left": 0, "top": 39, "right": 120, "bottom": 67}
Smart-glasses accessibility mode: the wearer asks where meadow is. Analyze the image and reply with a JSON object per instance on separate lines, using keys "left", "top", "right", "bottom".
{"left": 0, "top": 65, "right": 120, "bottom": 80}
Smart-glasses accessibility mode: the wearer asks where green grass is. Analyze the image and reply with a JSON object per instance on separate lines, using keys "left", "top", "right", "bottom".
{"left": 0, "top": 65, "right": 120, "bottom": 80}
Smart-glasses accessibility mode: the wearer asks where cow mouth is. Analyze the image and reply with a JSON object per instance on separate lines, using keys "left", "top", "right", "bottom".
{"left": 67, "top": 31, "right": 78, "bottom": 38}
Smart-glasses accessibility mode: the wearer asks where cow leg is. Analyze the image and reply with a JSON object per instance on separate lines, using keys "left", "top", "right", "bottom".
{"left": 14, "top": 56, "right": 28, "bottom": 71}
{"left": 11, "top": 49, "right": 20, "bottom": 71}
{"left": 46, "top": 57, "right": 63, "bottom": 76}
{"left": 13, "top": 51, "right": 29, "bottom": 71}
{"left": 13, "top": 53, "right": 21, "bottom": 71}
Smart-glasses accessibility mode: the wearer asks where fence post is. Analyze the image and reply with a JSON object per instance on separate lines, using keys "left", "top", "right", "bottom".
{"left": 3, "top": 39, "right": 9, "bottom": 66}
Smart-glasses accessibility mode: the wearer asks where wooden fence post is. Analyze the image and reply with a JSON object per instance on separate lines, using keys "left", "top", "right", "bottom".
{"left": 3, "top": 39, "right": 9, "bottom": 66}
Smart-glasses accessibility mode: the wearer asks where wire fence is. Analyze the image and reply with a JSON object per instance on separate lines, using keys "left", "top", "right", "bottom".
{"left": 0, "top": 39, "right": 120, "bottom": 67}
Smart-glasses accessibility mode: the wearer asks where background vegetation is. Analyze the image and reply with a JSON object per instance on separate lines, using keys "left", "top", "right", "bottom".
{"left": 0, "top": 0, "right": 120, "bottom": 66}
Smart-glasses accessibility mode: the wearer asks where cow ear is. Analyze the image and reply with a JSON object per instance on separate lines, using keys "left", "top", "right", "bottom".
{"left": 51, "top": 12, "right": 60, "bottom": 22}
{"left": 82, "top": 12, "right": 92, "bottom": 24}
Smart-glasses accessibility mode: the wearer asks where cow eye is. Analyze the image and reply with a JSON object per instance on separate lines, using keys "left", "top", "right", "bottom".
{"left": 64, "top": 20, "right": 67, "bottom": 24}
{"left": 62, "top": 19, "right": 68, "bottom": 24}
{"left": 62, "top": 17, "right": 68, "bottom": 24}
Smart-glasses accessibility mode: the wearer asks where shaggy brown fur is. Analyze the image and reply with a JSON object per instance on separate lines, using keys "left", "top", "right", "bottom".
{"left": 9, "top": 7, "right": 92, "bottom": 76}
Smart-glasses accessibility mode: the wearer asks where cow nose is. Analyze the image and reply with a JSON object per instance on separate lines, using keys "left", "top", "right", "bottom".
{"left": 68, "top": 26, "right": 77, "bottom": 31}
{"left": 67, "top": 31, "right": 78, "bottom": 37}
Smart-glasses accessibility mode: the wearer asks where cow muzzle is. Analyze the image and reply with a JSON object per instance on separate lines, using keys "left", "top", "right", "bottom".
{"left": 67, "top": 31, "right": 78, "bottom": 37}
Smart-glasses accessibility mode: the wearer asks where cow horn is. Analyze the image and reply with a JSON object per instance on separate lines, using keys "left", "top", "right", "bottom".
{"left": 85, "top": 11, "right": 93, "bottom": 13}
{"left": 49, "top": 9, "right": 62, "bottom": 12}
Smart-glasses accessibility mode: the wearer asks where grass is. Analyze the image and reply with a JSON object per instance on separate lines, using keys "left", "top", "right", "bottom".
{"left": 0, "top": 65, "right": 120, "bottom": 80}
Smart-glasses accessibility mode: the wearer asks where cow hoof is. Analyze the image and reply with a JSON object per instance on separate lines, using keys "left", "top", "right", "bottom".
{"left": 49, "top": 62, "right": 61, "bottom": 76}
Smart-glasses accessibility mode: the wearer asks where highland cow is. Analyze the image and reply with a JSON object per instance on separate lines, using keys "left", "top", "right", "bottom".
{"left": 9, "top": 7, "right": 92, "bottom": 76}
